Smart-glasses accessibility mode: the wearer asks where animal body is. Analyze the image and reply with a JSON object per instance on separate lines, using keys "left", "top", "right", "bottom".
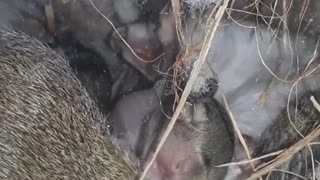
{"left": 0, "top": 29, "right": 140, "bottom": 180}
{"left": 182, "top": 8, "right": 320, "bottom": 179}
{"left": 253, "top": 91, "right": 320, "bottom": 179}
{"left": 109, "top": 79, "right": 234, "bottom": 180}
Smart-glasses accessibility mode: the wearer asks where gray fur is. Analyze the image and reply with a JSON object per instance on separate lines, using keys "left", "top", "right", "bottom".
{"left": 0, "top": 29, "right": 139, "bottom": 180}
{"left": 253, "top": 91, "right": 320, "bottom": 179}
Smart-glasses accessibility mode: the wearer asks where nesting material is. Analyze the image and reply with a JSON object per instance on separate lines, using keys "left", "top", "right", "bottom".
{"left": 183, "top": 0, "right": 217, "bottom": 10}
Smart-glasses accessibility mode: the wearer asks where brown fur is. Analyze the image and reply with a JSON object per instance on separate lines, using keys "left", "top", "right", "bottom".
{"left": 0, "top": 29, "right": 139, "bottom": 180}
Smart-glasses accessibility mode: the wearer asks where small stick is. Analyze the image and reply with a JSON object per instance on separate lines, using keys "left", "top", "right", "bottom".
{"left": 310, "top": 96, "right": 320, "bottom": 113}
{"left": 216, "top": 150, "right": 283, "bottom": 167}
{"left": 248, "top": 126, "right": 320, "bottom": 180}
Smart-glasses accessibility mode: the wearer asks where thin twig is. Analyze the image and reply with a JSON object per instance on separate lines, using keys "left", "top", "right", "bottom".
{"left": 248, "top": 126, "right": 320, "bottom": 180}
{"left": 217, "top": 150, "right": 283, "bottom": 167}
{"left": 308, "top": 145, "right": 315, "bottom": 180}
{"left": 310, "top": 96, "right": 320, "bottom": 113}
{"left": 220, "top": 88, "right": 256, "bottom": 171}
{"left": 269, "top": 169, "right": 308, "bottom": 180}
{"left": 170, "top": 0, "right": 185, "bottom": 45}
{"left": 286, "top": 63, "right": 320, "bottom": 138}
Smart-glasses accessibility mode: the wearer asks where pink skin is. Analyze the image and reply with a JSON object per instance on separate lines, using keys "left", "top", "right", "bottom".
{"left": 146, "top": 126, "right": 205, "bottom": 180}
{"left": 110, "top": 86, "right": 205, "bottom": 180}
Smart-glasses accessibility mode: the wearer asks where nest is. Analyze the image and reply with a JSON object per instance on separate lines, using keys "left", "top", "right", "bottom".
{"left": 141, "top": 0, "right": 320, "bottom": 179}
{"left": 43, "top": 0, "right": 320, "bottom": 179}
{"left": 4, "top": 0, "right": 320, "bottom": 179}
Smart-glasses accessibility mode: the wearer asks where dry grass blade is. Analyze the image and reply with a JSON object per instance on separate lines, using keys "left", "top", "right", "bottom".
{"left": 286, "top": 63, "right": 320, "bottom": 138}
{"left": 309, "top": 142, "right": 320, "bottom": 146}
{"left": 247, "top": 126, "right": 320, "bottom": 180}
{"left": 268, "top": 169, "right": 308, "bottom": 180}
{"left": 220, "top": 90, "right": 256, "bottom": 172}
{"left": 308, "top": 145, "right": 316, "bottom": 180}
{"left": 216, "top": 150, "right": 283, "bottom": 167}
{"left": 138, "top": 0, "right": 230, "bottom": 179}
{"left": 170, "top": 0, "right": 185, "bottom": 45}
{"left": 310, "top": 96, "right": 320, "bottom": 113}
